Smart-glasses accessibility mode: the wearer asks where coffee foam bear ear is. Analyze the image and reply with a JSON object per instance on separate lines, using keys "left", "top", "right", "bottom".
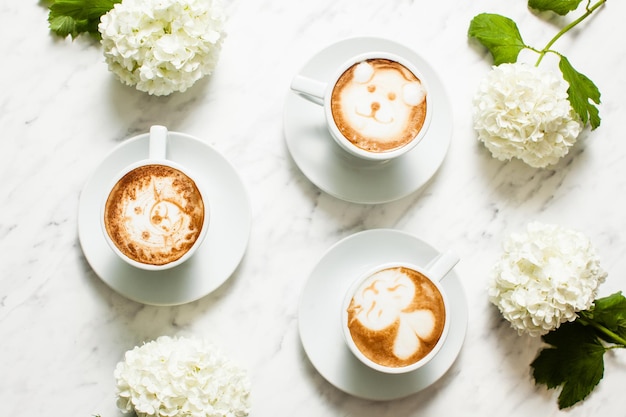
{"left": 402, "top": 82, "right": 426, "bottom": 106}
{"left": 353, "top": 61, "right": 375, "bottom": 83}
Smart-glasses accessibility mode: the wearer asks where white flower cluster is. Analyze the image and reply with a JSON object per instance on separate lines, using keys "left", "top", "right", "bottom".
{"left": 99, "top": 0, "right": 226, "bottom": 96}
{"left": 473, "top": 63, "right": 583, "bottom": 168}
{"left": 488, "top": 222, "right": 606, "bottom": 337}
{"left": 115, "top": 336, "right": 251, "bottom": 417}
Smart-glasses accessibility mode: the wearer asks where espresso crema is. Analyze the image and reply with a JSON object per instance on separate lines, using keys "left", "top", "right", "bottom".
{"left": 330, "top": 58, "right": 427, "bottom": 153}
{"left": 346, "top": 266, "right": 446, "bottom": 368}
{"left": 104, "top": 164, "right": 205, "bottom": 266}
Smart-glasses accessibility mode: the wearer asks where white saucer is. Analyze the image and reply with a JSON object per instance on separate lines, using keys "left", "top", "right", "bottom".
{"left": 298, "top": 229, "right": 467, "bottom": 400}
{"left": 284, "top": 37, "right": 452, "bottom": 204}
{"left": 78, "top": 131, "right": 251, "bottom": 306}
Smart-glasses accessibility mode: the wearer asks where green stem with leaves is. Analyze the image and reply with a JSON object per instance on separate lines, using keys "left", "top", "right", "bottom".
{"left": 578, "top": 315, "right": 626, "bottom": 347}
{"left": 535, "top": 0, "right": 607, "bottom": 65}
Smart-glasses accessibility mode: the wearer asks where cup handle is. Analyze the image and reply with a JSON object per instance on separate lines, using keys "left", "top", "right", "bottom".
{"left": 290, "top": 75, "right": 326, "bottom": 106}
{"left": 425, "top": 250, "right": 460, "bottom": 282}
{"left": 149, "top": 125, "right": 168, "bottom": 160}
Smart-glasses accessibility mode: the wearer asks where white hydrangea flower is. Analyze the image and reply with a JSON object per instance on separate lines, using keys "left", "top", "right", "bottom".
{"left": 115, "top": 336, "right": 251, "bottom": 417}
{"left": 99, "top": 0, "right": 226, "bottom": 96}
{"left": 473, "top": 62, "right": 583, "bottom": 168}
{"left": 488, "top": 222, "right": 606, "bottom": 337}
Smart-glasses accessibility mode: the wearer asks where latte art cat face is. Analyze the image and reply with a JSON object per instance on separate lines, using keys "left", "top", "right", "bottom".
{"left": 330, "top": 58, "right": 428, "bottom": 153}
{"left": 346, "top": 266, "right": 446, "bottom": 368}
{"left": 104, "top": 164, "right": 205, "bottom": 266}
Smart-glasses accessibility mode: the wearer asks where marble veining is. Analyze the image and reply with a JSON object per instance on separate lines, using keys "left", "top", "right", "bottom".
{"left": 1, "top": 0, "right": 625, "bottom": 416}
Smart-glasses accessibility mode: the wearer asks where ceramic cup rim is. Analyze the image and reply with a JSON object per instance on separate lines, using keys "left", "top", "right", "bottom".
{"left": 324, "top": 51, "right": 433, "bottom": 162}
{"left": 341, "top": 261, "right": 450, "bottom": 374}
{"left": 100, "top": 157, "right": 210, "bottom": 271}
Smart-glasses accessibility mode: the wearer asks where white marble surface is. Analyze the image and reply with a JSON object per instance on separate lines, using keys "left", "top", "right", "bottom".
{"left": 2, "top": 1, "right": 626, "bottom": 416}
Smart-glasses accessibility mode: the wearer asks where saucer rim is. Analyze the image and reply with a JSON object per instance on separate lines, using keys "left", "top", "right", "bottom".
{"left": 284, "top": 36, "right": 453, "bottom": 204}
{"left": 77, "top": 131, "right": 252, "bottom": 306}
{"left": 298, "top": 228, "right": 468, "bottom": 400}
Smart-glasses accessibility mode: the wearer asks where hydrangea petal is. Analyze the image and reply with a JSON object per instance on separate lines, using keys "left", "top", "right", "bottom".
{"left": 99, "top": 0, "right": 226, "bottom": 96}
{"left": 114, "top": 336, "right": 251, "bottom": 417}
{"left": 473, "top": 63, "right": 583, "bottom": 168}
{"left": 488, "top": 222, "right": 606, "bottom": 336}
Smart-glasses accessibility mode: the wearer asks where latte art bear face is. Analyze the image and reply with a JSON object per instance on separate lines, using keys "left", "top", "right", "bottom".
{"left": 331, "top": 58, "right": 427, "bottom": 153}
{"left": 346, "top": 266, "right": 446, "bottom": 368}
{"left": 104, "top": 164, "right": 205, "bottom": 266}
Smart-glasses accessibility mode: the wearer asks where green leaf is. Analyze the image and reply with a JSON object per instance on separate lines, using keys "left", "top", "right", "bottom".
{"left": 468, "top": 13, "right": 528, "bottom": 65}
{"left": 584, "top": 292, "right": 626, "bottom": 343}
{"left": 48, "top": 14, "right": 83, "bottom": 39}
{"left": 528, "top": 0, "right": 584, "bottom": 15}
{"left": 48, "top": 0, "right": 120, "bottom": 38}
{"left": 531, "top": 321, "right": 606, "bottom": 409}
{"left": 559, "top": 56, "right": 601, "bottom": 130}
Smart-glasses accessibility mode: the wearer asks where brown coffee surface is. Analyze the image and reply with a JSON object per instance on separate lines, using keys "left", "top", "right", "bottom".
{"left": 346, "top": 266, "right": 445, "bottom": 368}
{"left": 331, "top": 58, "right": 427, "bottom": 153}
{"left": 104, "top": 164, "right": 205, "bottom": 266}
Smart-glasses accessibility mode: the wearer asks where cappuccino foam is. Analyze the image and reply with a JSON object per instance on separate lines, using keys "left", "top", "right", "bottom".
{"left": 346, "top": 266, "right": 445, "bottom": 368}
{"left": 331, "top": 58, "right": 427, "bottom": 153}
{"left": 104, "top": 164, "right": 205, "bottom": 266}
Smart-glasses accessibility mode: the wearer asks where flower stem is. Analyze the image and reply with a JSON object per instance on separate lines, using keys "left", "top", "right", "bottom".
{"left": 535, "top": 0, "right": 607, "bottom": 66}
{"left": 578, "top": 316, "right": 626, "bottom": 347}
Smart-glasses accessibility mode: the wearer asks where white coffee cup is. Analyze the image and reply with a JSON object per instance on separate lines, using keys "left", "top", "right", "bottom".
{"left": 341, "top": 250, "right": 458, "bottom": 374}
{"left": 291, "top": 51, "right": 432, "bottom": 161}
{"left": 101, "top": 125, "right": 209, "bottom": 271}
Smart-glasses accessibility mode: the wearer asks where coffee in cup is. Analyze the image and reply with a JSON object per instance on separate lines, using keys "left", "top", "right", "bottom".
{"left": 342, "top": 252, "right": 458, "bottom": 373}
{"left": 290, "top": 51, "right": 431, "bottom": 161}
{"left": 102, "top": 126, "right": 208, "bottom": 270}
{"left": 331, "top": 58, "right": 427, "bottom": 154}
